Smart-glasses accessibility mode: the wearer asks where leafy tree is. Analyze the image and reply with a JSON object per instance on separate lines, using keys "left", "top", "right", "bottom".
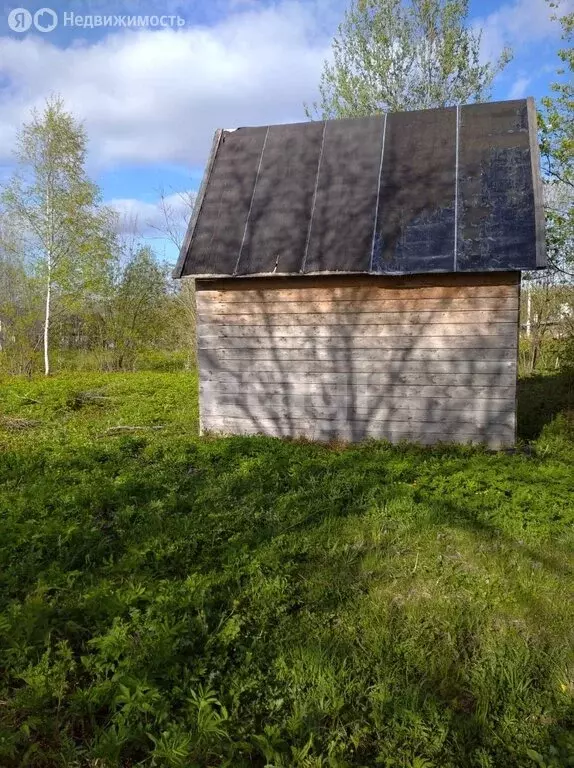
{"left": 108, "top": 245, "right": 171, "bottom": 370}
{"left": 1, "top": 95, "right": 115, "bottom": 375}
{"left": 520, "top": 274, "right": 574, "bottom": 374}
{"left": 539, "top": 5, "right": 573, "bottom": 275}
{"left": 307, "top": 0, "right": 511, "bottom": 119}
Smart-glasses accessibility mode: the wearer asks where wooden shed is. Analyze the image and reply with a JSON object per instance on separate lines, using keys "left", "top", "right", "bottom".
{"left": 174, "top": 98, "right": 546, "bottom": 448}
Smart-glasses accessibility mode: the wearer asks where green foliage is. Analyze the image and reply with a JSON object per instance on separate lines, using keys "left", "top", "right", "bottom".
{"left": 0, "top": 97, "right": 195, "bottom": 378}
{"left": 0, "top": 94, "right": 116, "bottom": 375}
{"left": 307, "top": 0, "right": 511, "bottom": 119}
{"left": 559, "top": 335, "right": 574, "bottom": 372}
{"left": 0, "top": 243, "right": 43, "bottom": 374}
{"left": 539, "top": 6, "right": 573, "bottom": 274}
{"left": 0, "top": 372, "right": 573, "bottom": 766}
{"left": 133, "top": 350, "right": 189, "bottom": 372}
{"left": 105, "top": 245, "right": 175, "bottom": 371}
{"left": 517, "top": 369, "right": 574, "bottom": 442}
{"left": 45, "top": 349, "right": 187, "bottom": 374}
{"left": 519, "top": 333, "right": 574, "bottom": 379}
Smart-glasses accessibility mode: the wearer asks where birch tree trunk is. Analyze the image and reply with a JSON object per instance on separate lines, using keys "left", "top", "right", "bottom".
{"left": 44, "top": 180, "right": 53, "bottom": 376}
{"left": 43, "top": 260, "right": 51, "bottom": 375}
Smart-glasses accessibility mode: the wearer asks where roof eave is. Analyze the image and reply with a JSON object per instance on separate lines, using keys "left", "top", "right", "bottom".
{"left": 526, "top": 96, "right": 547, "bottom": 268}
{"left": 172, "top": 128, "right": 224, "bottom": 280}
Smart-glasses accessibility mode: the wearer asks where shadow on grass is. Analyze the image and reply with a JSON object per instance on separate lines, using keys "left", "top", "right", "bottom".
{"left": 2, "top": 419, "right": 574, "bottom": 766}
{"left": 517, "top": 370, "right": 574, "bottom": 441}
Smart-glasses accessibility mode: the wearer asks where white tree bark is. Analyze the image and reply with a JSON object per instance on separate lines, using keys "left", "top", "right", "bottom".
{"left": 44, "top": 181, "right": 53, "bottom": 376}
{"left": 44, "top": 259, "right": 51, "bottom": 375}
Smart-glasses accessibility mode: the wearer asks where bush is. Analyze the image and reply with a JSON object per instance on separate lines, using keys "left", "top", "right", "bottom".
{"left": 47, "top": 349, "right": 192, "bottom": 374}
{"left": 518, "top": 336, "right": 573, "bottom": 376}
{"left": 134, "top": 350, "right": 190, "bottom": 372}
{"left": 559, "top": 336, "right": 574, "bottom": 371}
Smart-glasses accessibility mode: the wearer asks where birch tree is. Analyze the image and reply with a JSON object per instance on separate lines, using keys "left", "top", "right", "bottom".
{"left": 307, "top": 0, "right": 511, "bottom": 119}
{"left": 2, "top": 95, "right": 114, "bottom": 375}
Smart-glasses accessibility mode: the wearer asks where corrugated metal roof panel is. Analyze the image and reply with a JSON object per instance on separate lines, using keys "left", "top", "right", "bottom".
{"left": 174, "top": 98, "right": 546, "bottom": 279}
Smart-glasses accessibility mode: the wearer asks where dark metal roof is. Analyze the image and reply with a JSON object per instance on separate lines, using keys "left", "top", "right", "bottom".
{"left": 174, "top": 98, "right": 546, "bottom": 279}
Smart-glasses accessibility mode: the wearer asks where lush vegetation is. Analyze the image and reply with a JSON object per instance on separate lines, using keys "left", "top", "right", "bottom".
{"left": 2, "top": 4, "right": 571, "bottom": 382}
{"left": 307, "top": 0, "right": 511, "bottom": 119}
{"left": 0, "top": 99, "right": 195, "bottom": 379}
{"left": 0, "top": 5, "right": 572, "bottom": 767}
{"left": 1, "top": 371, "right": 573, "bottom": 767}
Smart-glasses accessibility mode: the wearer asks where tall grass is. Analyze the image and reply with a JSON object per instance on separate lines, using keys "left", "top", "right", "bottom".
{"left": 0, "top": 349, "right": 191, "bottom": 376}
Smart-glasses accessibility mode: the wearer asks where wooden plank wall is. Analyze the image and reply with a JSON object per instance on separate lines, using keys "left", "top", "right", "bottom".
{"left": 196, "top": 272, "right": 520, "bottom": 448}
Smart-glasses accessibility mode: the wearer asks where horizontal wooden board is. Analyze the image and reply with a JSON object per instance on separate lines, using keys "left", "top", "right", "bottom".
{"left": 199, "top": 296, "right": 519, "bottom": 315}
{"left": 203, "top": 403, "right": 515, "bottom": 429}
{"left": 198, "top": 335, "right": 517, "bottom": 350}
{"left": 198, "top": 355, "right": 514, "bottom": 375}
{"left": 203, "top": 392, "right": 515, "bottom": 416}
{"left": 203, "top": 371, "right": 516, "bottom": 387}
{"left": 201, "top": 381, "right": 514, "bottom": 399}
{"left": 198, "top": 310, "right": 517, "bottom": 327}
{"left": 201, "top": 415, "right": 514, "bottom": 448}
{"left": 197, "top": 272, "right": 519, "bottom": 292}
{"left": 199, "top": 323, "right": 518, "bottom": 340}
{"left": 197, "top": 284, "right": 518, "bottom": 304}
{"left": 199, "top": 347, "right": 517, "bottom": 362}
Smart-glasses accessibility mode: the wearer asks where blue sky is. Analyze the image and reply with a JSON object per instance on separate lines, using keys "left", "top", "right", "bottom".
{"left": 0, "top": 0, "right": 571, "bottom": 264}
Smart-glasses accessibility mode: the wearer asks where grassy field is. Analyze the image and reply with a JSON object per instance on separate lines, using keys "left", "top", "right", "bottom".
{"left": 0, "top": 371, "right": 573, "bottom": 767}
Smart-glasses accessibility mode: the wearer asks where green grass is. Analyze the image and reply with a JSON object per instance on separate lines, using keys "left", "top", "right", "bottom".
{"left": 0, "top": 372, "right": 573, "bottom": 767}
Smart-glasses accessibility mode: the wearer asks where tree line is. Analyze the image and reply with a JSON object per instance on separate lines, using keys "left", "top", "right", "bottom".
{"left": 0, "top": 0, "right": 572, "bottom": 376}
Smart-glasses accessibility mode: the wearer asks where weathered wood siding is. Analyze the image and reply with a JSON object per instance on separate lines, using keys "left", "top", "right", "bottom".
{"left": 196, "top": 272, "right": 520, "bottom": 448}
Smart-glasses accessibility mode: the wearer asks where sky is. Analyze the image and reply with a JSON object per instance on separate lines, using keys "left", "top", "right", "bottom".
{"left": 0, "top": 0, "right": 571, "bottom": 265}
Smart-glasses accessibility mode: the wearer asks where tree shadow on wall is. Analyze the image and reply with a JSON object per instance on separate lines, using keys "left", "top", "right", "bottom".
{"left": 196, "top": 131, "right": 519, "bottom": 449}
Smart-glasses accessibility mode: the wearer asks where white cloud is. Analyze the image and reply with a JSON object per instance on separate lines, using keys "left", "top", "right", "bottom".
{"left": 0, "top": 0, "right": 567, "bottom": 176}
{"left": 508, "top": 76, "right": 532, "bottom": 99}
{"left": 0, "top": 2, "right": 331, "bottom": 169}
{"left": 108, "top": 191, "right": 194, "bottom": 236}
{"left": 476, "top": 0, "right": 572, "bottom": 62}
